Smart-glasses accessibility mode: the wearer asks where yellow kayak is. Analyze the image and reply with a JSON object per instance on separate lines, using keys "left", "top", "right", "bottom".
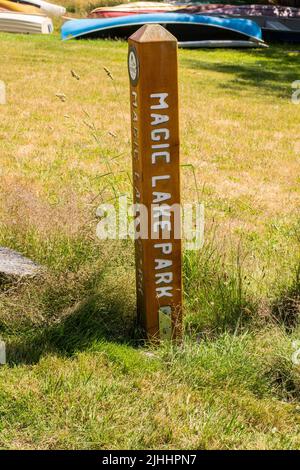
{"left": 0, "top": 0, "right": 40, "bottom": 14}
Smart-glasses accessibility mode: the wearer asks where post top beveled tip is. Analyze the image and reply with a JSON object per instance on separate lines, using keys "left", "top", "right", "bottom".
{"left": 129, "top": 24, "right": 177, "bottom": 43}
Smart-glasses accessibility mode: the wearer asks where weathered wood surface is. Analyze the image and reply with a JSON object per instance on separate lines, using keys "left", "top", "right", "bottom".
{"left": 128, "top": 24, "right": 182, "bottom": 341}
{"left": 0, "top": 247, "right": 41, "bottom": 278}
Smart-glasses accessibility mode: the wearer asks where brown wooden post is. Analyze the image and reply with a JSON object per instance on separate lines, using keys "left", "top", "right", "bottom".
{"left": 128, "top": 24, "right": 182, "bottom": 340}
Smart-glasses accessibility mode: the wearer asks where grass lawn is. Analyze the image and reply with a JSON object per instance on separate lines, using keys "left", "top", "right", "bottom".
{"left": 0, "top": 27, "right": 299, "bottom": 449}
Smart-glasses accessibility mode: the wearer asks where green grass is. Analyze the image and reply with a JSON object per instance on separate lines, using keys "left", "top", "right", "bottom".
{"left": 0, "top": 31, "right": 299, "bottom": 449}
{"left": 1, "top": 330, "right": 300, "bottom": 449}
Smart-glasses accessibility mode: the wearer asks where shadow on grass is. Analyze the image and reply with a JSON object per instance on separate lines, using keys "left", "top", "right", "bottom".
{"left": 182, "top": 45, "right": 300, "bottom": 98}
{"left": 4, "top": 234, "right": 298, "bottom": 365}
{"left": 4, "top": 232, "right": 261, "bottom": 364}
{"left": 272, "top": 264, "right": 300, "bottom": 331}
{"left": 1, "top": 237, "right": 140, "bottom": 365}
{"left": 6, "top": 289, "right": 139, "bottom": 366}
{"left": 6, "top": 239, "right": 257, "bottom": 364}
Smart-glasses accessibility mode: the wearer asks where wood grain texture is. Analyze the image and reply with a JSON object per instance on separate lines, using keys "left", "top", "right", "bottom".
{"left": 128, "top": 24, "right": 182, "bottom": 340}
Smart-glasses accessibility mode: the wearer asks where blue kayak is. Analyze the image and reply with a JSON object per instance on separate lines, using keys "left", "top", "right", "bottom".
{"left": 61, "top": 13, "right": 264, "bottom": 46}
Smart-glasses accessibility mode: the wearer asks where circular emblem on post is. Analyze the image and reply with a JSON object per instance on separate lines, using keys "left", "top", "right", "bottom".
{"left": 128, "top": 46, "right": 139, "bottom": 86}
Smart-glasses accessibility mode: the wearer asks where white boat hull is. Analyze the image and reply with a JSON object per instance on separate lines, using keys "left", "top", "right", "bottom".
{"left": 178, "top": 39, "right": 268, "bottom": 48}
{"left": 0, "top": 12, "right": 53, "bottom": 34}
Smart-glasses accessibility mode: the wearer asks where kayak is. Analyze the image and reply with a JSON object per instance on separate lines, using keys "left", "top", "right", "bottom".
{"left": 179, "top": 39, "right": 267, "bottom": 48}
{"left": 87, "top": 2, "right": 300, "bottom": 42}
{"left": 0, "top": 11, "right": 53, "bottom": 33}
{"left": 10, "top": 0, "right": 66, "bottom": 17}
{"left": 175, "top": 4, "right": 300, "bottom": 18}
{"left": 0, "top": 0, "right": 39, "bottom": 14}
{"left": 88, "top": 3, "right": 300, "bottom": 20}
{"left": 61, "top": 13, "right": 264, "bottom": 46}
{"left": 177, "top": 4, "right": 300, "bottom": 42}
{"left": 89, "top": 2, "right": 180, "bottom": 19}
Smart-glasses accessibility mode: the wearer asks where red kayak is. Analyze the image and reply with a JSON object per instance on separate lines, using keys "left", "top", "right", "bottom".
{"left": 178, "top": 4, "right": 300, "bottom": 17}
{"left": 88, "top": 2, "right": 180, "bottom": 19}
{"left": 89, "top": 3, "right": 300, "bottom": 19}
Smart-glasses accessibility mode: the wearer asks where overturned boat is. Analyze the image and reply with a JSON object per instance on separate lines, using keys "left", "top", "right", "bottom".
{"left": 0, "top": 0, "right": 40, "bottom": 14}
{"left": 172, "top": 4, "right": 300, "bottom": 18}
{"left": 0, "top": 11, "right": 53, "bottom": 33}
{"left": 61, "top": 13, "right": 265, "bottom": 48}
{"left": 0, "top": 0, "right": 65, "bottom": 16}
{"left": 89, "top": 2, "right": 179, "bottom": 18}
{"left": 178, "top": 4, "right": 300, "bottom": 42}
{"left": 87, "top": 2, "right": 300, "bottom": 43}
{"left": 11, "top": 0, "right": 66, "bottom": 17}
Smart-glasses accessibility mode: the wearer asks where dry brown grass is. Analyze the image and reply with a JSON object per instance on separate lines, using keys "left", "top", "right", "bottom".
{"left": 0, "top": 34, "right": 299, "bottom": 294}
{"left": 0, "top": 31, "right": 300, "bottom": 450}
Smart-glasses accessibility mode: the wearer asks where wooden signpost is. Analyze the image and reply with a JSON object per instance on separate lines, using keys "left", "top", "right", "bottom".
{"left": 128, "top": 24, "right": 182, "bottom": 340}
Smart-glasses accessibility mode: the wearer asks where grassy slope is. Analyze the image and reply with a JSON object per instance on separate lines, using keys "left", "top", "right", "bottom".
{"left": 0, "top": 31, "right": 299, "bottom": 449}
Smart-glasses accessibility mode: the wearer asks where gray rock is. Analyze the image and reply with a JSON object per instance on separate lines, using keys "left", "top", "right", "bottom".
{"left": 0, "top": 247, "right": 42, "bottom": 278}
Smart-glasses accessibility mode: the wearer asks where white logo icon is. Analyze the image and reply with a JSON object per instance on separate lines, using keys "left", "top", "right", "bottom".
{"left": 129, "top": 50, "right": 138, "bottom": 83}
